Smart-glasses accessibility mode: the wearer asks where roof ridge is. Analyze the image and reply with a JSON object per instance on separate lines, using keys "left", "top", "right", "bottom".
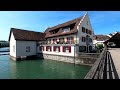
{"left": 48, "top": 16, "right": 83, "bottom": 30}
{"left": 11, "top": 28, "right": 44, "bottom": 34}
{"left": 9, "top": 28, "right": 45, "bottom": 41}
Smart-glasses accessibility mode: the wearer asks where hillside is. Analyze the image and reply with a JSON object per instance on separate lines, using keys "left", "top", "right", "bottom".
{"left": 0, "top": 40, "right": 9, "bottom": 48}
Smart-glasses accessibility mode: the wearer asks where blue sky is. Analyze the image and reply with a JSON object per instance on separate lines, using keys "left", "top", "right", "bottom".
{"left": 0, "top": 11, "right": 120, "bottom": 41}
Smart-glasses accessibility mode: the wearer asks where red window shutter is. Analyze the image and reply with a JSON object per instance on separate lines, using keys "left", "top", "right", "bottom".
{"left": 54, "top": 46, "right": 55, "bottom": 51}
{"left": 58, "top": 46, "right": 60, "bottom": 52}
{"left": 69, "top": 46, "right": 71, "bottom": 53}
{"left": 90, "top": 30, "right": 92, "bottom": 35}
{"left": 62, "top": 46, "right": 64, "bottom": 52}
{"left": 50, "top": 46, "right": 52, "bottom": 51}
{"left": 54, "top": 46, "right": 56, "bottom": 51}
{"left": 66, "top": 37, "right": 68, "bottom": 42}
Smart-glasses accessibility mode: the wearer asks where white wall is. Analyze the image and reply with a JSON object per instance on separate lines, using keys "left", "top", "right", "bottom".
{"left": 10, "top": 32, "right": 16, "bottom": 57}
{"left": 37, "top": 45, "right": 77, "bottom": 57}
{"left": 93, "top": 40, "right": 105, "bottom": 46}
{"left": 16, "top": 41, "right": 37, "bottom": 57}
{"left": 77, "top": 13, "right": 93, "bottom": 46}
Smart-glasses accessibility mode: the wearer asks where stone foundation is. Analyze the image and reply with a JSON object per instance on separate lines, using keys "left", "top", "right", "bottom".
{"left": 37, "top": 53, "right": 98, "bottom": 66}
{"left": 10, "top": 55, "right": 37, "bottom": 61}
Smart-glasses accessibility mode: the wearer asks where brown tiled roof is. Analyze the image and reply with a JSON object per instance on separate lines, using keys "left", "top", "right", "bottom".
{"left": 106, "top": 32, "right": 120, "bottom": 42}
{"left": 45, "top": 16, "right": 83, "bottom": 38}
{"left": 93, "top": 35, "right": 110, "bottom": 41}
{"left": 8, "top": 28, "right": 46, "bottom": 41}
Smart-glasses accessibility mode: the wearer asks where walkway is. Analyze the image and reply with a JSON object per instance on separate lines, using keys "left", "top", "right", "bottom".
{"left": 108, "top": 48, "right": 120, "bottom": 78}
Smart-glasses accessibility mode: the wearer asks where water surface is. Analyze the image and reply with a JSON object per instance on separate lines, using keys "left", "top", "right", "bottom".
{"left": 0, "top": 47, "right": 91, "bottom": 79}
{"left": 0, "top": 55, "right": 91, "bottom": 79}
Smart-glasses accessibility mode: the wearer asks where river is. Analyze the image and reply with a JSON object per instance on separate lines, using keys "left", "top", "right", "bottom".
{"left": 0, "top": 47, "right": 91, "bottom": 79}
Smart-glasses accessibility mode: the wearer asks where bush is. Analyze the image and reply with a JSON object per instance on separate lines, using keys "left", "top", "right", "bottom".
{"left": 97, "top": 44, "right": 104, "bottom": 49}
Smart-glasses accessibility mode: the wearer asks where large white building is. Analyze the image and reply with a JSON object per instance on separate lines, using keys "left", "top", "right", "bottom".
{"left": 9, "top": 12, "right": 94, "bottom": 61}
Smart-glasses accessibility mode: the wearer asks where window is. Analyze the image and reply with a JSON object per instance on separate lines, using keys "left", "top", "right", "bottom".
{"left": 79, "top": 46, "right": 86, "bottom": 52}
{"left": 82, "top": 37, "right": 86, "bottom": 42}
{"left": 67, "top": 37, "right": 74, "bottom": 44}
{"left": 89, "top": 38, "right": 92, "bottom": 43}
{"left": 50, "top": 29, "right": 59, "bottom": 35}
{"left": 89, "top": 46, "right": 92, "bottom": 52}
{"left": 82, "top": 27, "right": 85, "bottom": 33}
{"left": 48, "top": 39, "right": 51, "bottom": 44}
{"left": 13, "top": 45, "right": 15, "bottom": 52}
{"left": 86, "top": 29, "right": 88, "bottom": 34}
{"left": 50, "top": 31, "right": 56, "bottom": 35}
{"left": 46, "top": 46, "right": 51, "bottom": 52}
{"left": 63, "top": 46, "right": 71, "bottom": 53}
{"left": 39, "top": 46, "right": 44, "bottom": 51}
{"left": 53, "top": 39, "right": 57, "bottom": 44}
{"left": 88, "top": 30, "right": 92, "bottom": 35}
{"left": 26, "top": 46, "right": 30, "bottom": 52}
{"left": 63, "top": 27, "right": 70, "bottom": 33}
{"left": 59, "top": 38, "right": 65, "bottom": 44}
{"left": 54, "top": 46, "right": 60, "bottom": 52}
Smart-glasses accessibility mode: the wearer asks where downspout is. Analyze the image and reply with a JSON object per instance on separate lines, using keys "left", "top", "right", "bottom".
{"left": 73, "top": 45, "right": 75, "bottom": 65}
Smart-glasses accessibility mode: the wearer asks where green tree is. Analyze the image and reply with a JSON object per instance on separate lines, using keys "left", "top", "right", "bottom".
{"left": 97, "top": 44, "right": 104, "bottom": 49}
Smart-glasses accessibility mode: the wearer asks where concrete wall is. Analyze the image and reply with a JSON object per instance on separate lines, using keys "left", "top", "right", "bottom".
{"left": 37, "top": 53, "right": 97, "bottom": 66}
{"left": 37, "top": 44, "right": 77, "bottom": 57}
{"left": 16, "top": 41, "right": 37, "bottom": 57}
{"left": 10, "top": 32, "right": 16, "bottom": 57}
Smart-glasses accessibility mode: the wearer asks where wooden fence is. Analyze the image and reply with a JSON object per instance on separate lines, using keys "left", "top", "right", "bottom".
{"left": 84, "top": 47, "right": 107, "bottom": 79}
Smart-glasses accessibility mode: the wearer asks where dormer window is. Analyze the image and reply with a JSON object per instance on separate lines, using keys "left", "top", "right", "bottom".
{"left": 63, "top": 27, "right": 70, "bottom": 33}
{"left": 50, "top": 28, "right": 59, "bottom": 35}
{"left": 50, "top": 31, "right": 56, "bottom": 35}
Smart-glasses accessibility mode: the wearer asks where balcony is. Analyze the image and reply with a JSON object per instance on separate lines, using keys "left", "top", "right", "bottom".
{"left": 38, "top": 40, "right": 77, "bottom": 46}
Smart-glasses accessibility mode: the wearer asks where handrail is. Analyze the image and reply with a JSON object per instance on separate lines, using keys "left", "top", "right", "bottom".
{"left": 84, "top": 47, "right": 107, "bottom": 79}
